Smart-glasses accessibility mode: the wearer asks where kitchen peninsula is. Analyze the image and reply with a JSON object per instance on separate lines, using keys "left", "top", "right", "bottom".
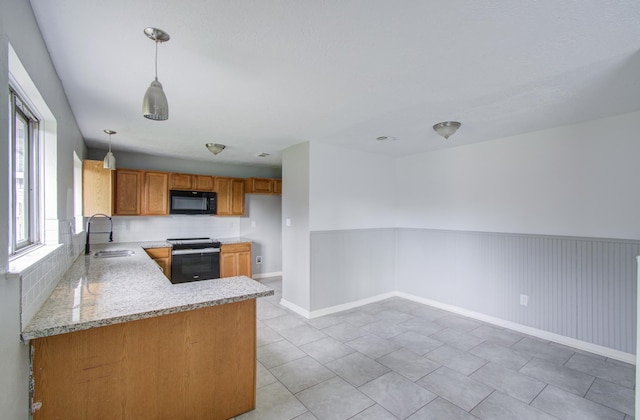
{"left": 22, "top": 242, "right": 274, "bottom": 419}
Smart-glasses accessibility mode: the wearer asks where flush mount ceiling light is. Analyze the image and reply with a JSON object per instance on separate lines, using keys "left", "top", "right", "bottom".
{"left": 376, "top": 136, "right": 397, "bottom": 142}
{"left": 433, "top": 121, "right": 461, "bottom": 139}
{"left": 103, "top": 129, "right": 116, "bottom": 170}
{"left": 206, "top": 143, "right": 226, "bottom": 155}
{"left": 142, "top": 27, "right": 170, "bottom": 121}
{"left": 257, "top": 152, "right": 271, "bottom": 158}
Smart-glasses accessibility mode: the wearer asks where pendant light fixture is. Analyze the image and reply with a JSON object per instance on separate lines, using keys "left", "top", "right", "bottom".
{"left": 142, "top": 27, "right": 170, "bottom": 121}
{"left": 103, "top": 129, "right": 116, "bottom": 170}
{"left": 433, "top": 121, "right": 461, "bottom": 139}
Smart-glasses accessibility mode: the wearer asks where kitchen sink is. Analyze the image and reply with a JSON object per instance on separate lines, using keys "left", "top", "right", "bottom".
{"left": 93, "top": 250, "right": 135, "bottom": 258}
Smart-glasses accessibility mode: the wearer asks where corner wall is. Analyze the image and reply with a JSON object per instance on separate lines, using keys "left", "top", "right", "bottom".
{"left": 1, "top": 0, "right": 87, "bottom": 418}
{"left": 281, "top": 142, "right": 311, "bottom": 312}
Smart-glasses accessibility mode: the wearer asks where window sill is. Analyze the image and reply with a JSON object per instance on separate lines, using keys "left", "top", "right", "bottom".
{"left": 8, "top": 243, "right": 63, "bottom": 276}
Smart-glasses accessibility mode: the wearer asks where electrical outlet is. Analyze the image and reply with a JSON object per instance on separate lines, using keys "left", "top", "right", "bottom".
{"left": 520, "top": 294, "right": 528, "bottom": 306}
{"left": 256, "top": 256, "right": 262, "bottom": 264}
{"left": 251, "top": 220, "right": 256, "bottom": 228}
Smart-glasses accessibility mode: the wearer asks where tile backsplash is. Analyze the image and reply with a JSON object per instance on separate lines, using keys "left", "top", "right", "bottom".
{"left": 19, "top": 219, "right": 85, "bottom": 329}
{"left": 89, "top": 215, "right": 240, "bottom": 244}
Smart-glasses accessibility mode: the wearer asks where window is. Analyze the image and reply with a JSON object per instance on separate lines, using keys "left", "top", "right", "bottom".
{"left": 9, "top": 88, "right": 41, "bottom": 255}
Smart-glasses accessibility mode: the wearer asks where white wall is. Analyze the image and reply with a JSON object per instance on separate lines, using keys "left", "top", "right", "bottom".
{"left": 309, "top": 142, "right": 396, "bottom": 231}
{"left": 240, "top": 194, "right": 282, "bottom": 276}
{"left": 281, "top": 142, "right": 311, "bottom": 311}
{"left": 395, "top": 111, "right": 640, "bottom": 240}
{"left": 1, "top": 0, "right": 87, "bottom": 418}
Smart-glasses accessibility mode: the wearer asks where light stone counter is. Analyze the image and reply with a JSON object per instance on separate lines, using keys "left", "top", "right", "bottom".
{"left": 218, "top": 237, "right": 252, "bottom": 244}
{"left": 22, "top": 242, "right": 273, "bottom": 341}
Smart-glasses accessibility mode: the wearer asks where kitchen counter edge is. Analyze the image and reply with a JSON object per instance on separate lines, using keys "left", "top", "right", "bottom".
{"left": 21, "top": 241, "right": 272, "bottom": 341}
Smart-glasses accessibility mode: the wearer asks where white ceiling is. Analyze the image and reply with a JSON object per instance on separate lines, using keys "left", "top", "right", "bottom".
{"left": 30, "top": 0, "right": 640, "bottom": 167}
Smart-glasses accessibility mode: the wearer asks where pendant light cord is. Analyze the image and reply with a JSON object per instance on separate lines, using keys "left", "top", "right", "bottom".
{"left": 154, "top": 40, "right": 159, "bottom": 81}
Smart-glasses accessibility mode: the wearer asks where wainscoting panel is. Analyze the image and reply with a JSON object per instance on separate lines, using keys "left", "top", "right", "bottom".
{"left": 396, "top": 229, "right": 639, "bottom": 354}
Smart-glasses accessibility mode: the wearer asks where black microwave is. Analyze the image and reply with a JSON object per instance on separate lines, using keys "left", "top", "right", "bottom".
{"left": 169, "top": 190, "right": 217, "bottom": 215}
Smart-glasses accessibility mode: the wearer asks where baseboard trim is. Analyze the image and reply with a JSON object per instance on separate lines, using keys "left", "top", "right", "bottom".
{"left": 308, "top": 292, "right": 398, "bottom": 319}
{"left": 253, "top": 271, "right": 283, "bottom": 280}
{"left": 395, "top": 291, "right": 635, "bottom": 364}
{"left": 284, "top": 289, "right": 634, "bottom": 364}
{"left": 280, "top": 299, "right": 310, "bottom": 318}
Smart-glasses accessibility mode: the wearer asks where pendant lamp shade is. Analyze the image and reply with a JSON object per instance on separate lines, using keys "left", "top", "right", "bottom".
{"left": 103, "top": 129, "right": 116, "bottom": 170}
{"left": 143, "top": 79, "right": 169, "bottom": 120}
{"left": 142, "top": 27, "right": 170, "bottom": 121}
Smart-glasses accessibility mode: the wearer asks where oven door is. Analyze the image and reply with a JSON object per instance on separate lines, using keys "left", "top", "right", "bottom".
{"left": 170, "top": 247, "right": 220, "bottom": 284}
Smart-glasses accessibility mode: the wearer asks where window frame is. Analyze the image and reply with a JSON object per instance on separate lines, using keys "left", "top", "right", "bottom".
{"left": 9, "top": 87, "right": 41, "bottom": 256}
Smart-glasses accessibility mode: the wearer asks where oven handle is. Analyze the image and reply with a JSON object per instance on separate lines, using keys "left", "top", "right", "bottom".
{"left": 172, "top": 248, "right": 220, "bottom": 256}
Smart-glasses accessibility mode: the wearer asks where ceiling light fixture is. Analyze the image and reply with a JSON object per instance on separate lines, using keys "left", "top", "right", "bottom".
{"left": 433, "top": 121, "right": 461, "bottom": 139}
{"left": 103, "top": 129, "right": 116, "bottom": 170}
{"left": 206, "top": 143, "right": 226, "bottom": 155}
{"left": 142, "top": 27, "right": 170, "bottom": 121}
{"left": 257, "top": 152, "right": 270, "bottom": 158}
{"left": 376, "top": 136, "right": 396, "bottom": 141}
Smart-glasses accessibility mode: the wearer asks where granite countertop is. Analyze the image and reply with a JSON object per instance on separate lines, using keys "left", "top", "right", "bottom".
{"left": 218, "top": 237, "right": 252, "bottom": 245}
{"left": 22, "top": 242, "right": 273, "bottom": 341}
{"left": 139, "top": 238, "right": 251, "bottom": 247}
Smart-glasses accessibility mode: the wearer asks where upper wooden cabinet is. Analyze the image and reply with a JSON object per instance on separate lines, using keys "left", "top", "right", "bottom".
{"left": 142, "top": 171, "right": 169, "bottom": 215}
{"left": 115, "top": 169, "right": 142, "bottom": 215}
{"left": 83, "top": 160, "right": 114, "bottom": 216}
{"left": 115, "top": 169, "right": 169, "bottom": 216}
{"left": 214, "top": 177, "right": 245, "bottom": 216}
{"left": 245, "top": 177, "right": 282, "bottom": 195}
{"left": 85, "top": 161, "right": 275, "bottom": 218}
{"left": 168, "top": 173, "right": 193, "bottom": 190}
{"left": 169, "top": 173, "right": 215, "bottom": 191}
{"left": 194, "top": 175, "right": 215, "bottom": 191}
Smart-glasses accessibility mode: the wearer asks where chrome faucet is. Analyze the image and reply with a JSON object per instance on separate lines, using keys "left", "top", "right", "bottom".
{"left": 85, "top": 213, "right": 113, "bottom": 255}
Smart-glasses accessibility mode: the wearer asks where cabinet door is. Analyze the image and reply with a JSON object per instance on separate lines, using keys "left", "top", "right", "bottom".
{"left": 248, "top": 178, "right": 274, "bottom": 194}
{"left": 115, "top": 169, "right": 142, "bottom": 215}
{"left": 230, "top": 179, "right": 245, "bottom": 215}
{"left": 220, "top": 243, "right": 252, "bottom": 278}
{"left": 142, "top": 172, "right": 169, "bottom": 215}
{"left": 215, "top": 177, "right": 245, "bottom": 216}
{"left": 194, "top": 175, "right": 215, "bottom": 191}
{"left": 220, "top": 252, "right": 238, "bottom": 278}
{"left": 82, "top": 160, "right": 114, "bottom": 216}
{"left": 168, "top": 173, "right": 193, "bottom": 190}
{"left": 237, "top": 250, "right": 252, "bottom": 278}
{"left": 214, "top": 177, "right": 232, "bottom": 215}
{"left": 273, "top": 179, "right": 282, "bottom": 195}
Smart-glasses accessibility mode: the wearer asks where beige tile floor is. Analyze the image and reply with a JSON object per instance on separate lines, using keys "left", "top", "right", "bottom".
{"left": 234, "top": 277, "right": 635, "bottom": 420}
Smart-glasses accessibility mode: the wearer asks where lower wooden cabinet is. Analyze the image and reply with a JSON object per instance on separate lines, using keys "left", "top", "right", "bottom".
{"left": 30, "top": 301, "right": 257, "bottom": 419}
{"left": 144, "top": 247, "right": 171, "bottom": 279}
{"left": 220, "top": 242, "right": 252, "bottom": 278}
